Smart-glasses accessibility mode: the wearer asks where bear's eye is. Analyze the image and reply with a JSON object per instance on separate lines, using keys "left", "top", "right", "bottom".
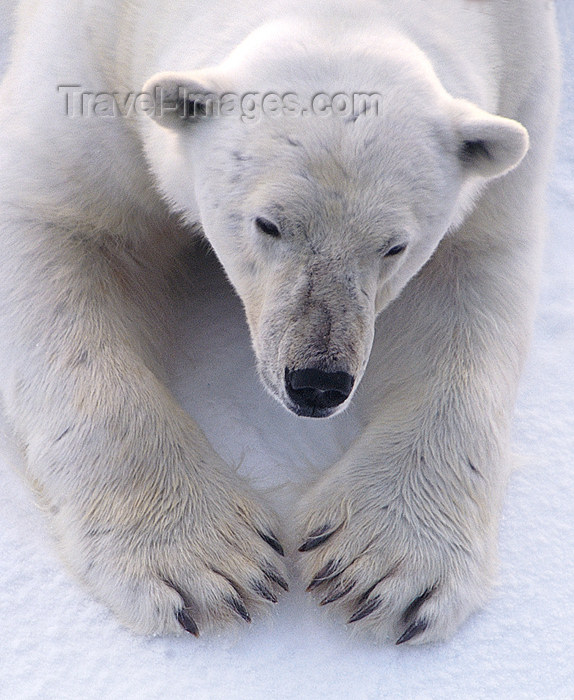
{"left": 384, "top": 243, "right": 407, "bottom": 257}
{"left": 255, "top": 217, "right": 281, "bottom": 238}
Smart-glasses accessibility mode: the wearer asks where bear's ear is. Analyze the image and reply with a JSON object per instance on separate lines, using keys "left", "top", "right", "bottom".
{"left": 450, "top": 99, "right": 529, "bottom": 179}
{"left": 142, "top": 70, "right": 226, "bottom": 129}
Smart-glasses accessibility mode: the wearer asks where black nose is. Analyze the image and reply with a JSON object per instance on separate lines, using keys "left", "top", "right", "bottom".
{"left": 285, "top": 367, "right": 354, "bottom": 416}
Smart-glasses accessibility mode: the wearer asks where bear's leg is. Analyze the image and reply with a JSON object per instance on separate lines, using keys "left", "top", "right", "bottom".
{"left": 296, "top": 142, "right": 552, "bottom": 643}
{"left": 0, "top": 220, "right": 287, "bottom": 635}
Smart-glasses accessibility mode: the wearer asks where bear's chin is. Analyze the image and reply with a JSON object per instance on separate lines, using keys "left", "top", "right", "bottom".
{"left": 283, "top": 398, "right": 346, "bottom": 420}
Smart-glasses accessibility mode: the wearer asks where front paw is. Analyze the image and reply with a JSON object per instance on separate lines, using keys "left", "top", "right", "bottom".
{"left": 52, "top": 475, "right": 288, "bottom": 637}
{"left": 297, "top": 468, "right": 496, "bottom": 645}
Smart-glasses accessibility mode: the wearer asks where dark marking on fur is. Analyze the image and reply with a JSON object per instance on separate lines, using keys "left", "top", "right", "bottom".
{"left": 86, "top": 527, "right": 113, "bottom": 538}
{"left": 337, "top": 162, "right": 350, "bottom": 179}
{"left": 232, "top": 149, "right": 252, "bottom": 162}
{"left": 55, "top": 427, "right": 72, "bottom": 442}
{"left": 326, "top": 189, "right": 344, "bottom": 202}
{"left": 275, "top": 134, "right": 303, "bottom": 147}
{"left": 72, "top": 349, "right": 89, "bottom": 367}
{"left": 293, "top": 221, "right": 317, "bottom": 254}
{"left": 227, "top": 212, "right": 243, "bottom": 226}
{"left": 468, "top": 459, "right": 480, "bottom": 475}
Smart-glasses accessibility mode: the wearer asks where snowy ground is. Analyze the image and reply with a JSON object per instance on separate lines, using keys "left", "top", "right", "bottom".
{"left": 0, "top": 5, "right": 572, "bottom": 700}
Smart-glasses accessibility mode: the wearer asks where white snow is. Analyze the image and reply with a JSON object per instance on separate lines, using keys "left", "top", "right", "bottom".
{"left": 0, "top": 5, "right": 573, "bottom": 699}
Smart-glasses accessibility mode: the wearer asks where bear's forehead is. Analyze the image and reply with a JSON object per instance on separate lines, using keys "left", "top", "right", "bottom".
{"left": 234, "top": 121, "right": 442, "bottom": 219}
{"left": 234, "top": 105, "right": 444, "bottom": 178}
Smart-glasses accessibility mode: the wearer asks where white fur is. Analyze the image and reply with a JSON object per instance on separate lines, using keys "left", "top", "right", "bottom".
{"left": 0, "top": 0, "right": 560, "bottom": 642}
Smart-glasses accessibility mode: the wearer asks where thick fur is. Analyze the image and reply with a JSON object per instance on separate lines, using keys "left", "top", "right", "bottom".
{"left": 0, "top": 0, "right": 560, "bottom": 643}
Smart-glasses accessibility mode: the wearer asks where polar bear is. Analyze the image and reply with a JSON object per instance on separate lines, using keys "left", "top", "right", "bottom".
{"left": 0, "top": 0, "right": 560, "bottom": 644}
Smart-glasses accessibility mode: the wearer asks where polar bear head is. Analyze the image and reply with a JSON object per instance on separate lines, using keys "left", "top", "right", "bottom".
{"left": 142, "top": 26, "right": 528, "bottom": 418}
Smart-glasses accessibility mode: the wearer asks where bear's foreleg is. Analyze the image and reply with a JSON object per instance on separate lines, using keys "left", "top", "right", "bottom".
{"left": 296, "top": 177, "right": 542, "bottom": 643}
{"left": 0, "top": 220, "right": 287, "bottom": 635}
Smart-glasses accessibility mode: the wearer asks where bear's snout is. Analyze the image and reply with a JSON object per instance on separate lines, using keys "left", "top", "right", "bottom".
{"left": 284, "top": 367, "right": 354, "bottom": 418}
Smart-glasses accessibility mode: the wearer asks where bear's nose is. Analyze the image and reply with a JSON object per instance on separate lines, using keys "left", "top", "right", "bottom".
{"left": 285, "top": 367, "right": 354, "bottom": 417}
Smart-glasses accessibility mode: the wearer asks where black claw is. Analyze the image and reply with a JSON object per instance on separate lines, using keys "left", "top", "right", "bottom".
{"left": 402, "top": 586, "right": 436, "bottom": 624}
{"left": 357, "top": 582, "right": 379, "bottom": 606}
{"left": 226, "top": 596, "right": 251, "bottom": 623}
{"left": 396, "top": 619, "right": 428, "bottom": 645}
{"left": 347, "top": 595, "right": 382, "bottom": 624}
{"left": 320, "top": 580, "right": 357, "bottom": 606}
{"left": 306, "top": 560, "right": 340, "bottom": 591}
{"left": 264, "top": 566, "right": 289, "bottom": 592}
{"left": 177, "top": 609, "right": 200, "bottom": 637}
{"left": 252, "top": 579, "right": 279, "bottom": 603}
{"left": 356, "top": 565, "right": 400, "bottom": 606}
{"left": 298, "top": 524, "right": 339, "bottom": 552}
{"left": 258, "top": 530, "right": 285, "bottom": 557}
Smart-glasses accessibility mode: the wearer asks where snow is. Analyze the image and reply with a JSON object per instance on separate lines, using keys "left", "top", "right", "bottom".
{"left": 0, "top": 5, "right": 573, "bottom": 700}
